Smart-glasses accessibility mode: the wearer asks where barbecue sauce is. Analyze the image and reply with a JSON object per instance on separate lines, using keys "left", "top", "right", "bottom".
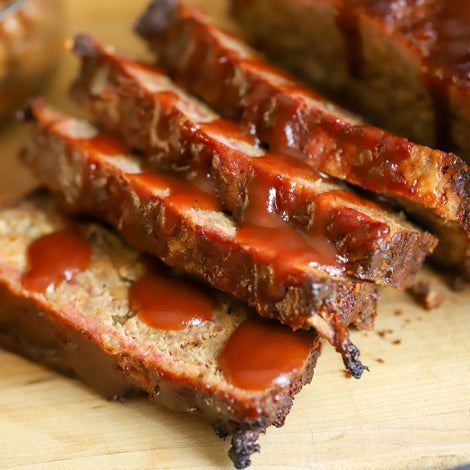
{"left": 129, "top": 172, "right": 221, "bottom": 212}
{"left": 253, "top": 90, "right": 415, "bottom": 195}
{"left": 252, "top": 152, "right": 328, "bottom": 183}
{"left": 218, "top": 315, "right": 312, "bottom": 391}
{"left": 87, "top": 134, "right": 128, "bottom": 156}
{"left": 154, "top": 5, "right": 444, "bottom": 196}
{"left": 235, "top": 153, "right": 346, "bottom": 281}
{"left": 123, "top": 53, "right": 389, "bottom": 274}
{"left": 201, "top": 118, "right": 253, "bottom": 144}
{"left": 236, "top": 175, "right": 344, "bottom": 281}
{"left": 236, "top": 223, "right": 341, "bottom": 281}
{"left": 22, "top": 228, "right": 92, "bottom": 293}
{"left": 129, "top": 271, "right": 214, "bottom": 330}
{"left": 242, "top": 153, "right": 389, "bottom": 256}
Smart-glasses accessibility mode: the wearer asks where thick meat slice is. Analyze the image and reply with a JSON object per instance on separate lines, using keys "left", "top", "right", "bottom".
{"left": 70, "top": 34, "right": 436, "bottom": 289}
{"left": 0, "top": 190, "right": 324, "bottom": 468}
{"left": 231, "top": 0, "right": 470, "bottom": 162}
{"left": 135, "top": 0, "right": 470, "bottom": 278}
{"left": 20, "top": 103, "right": 379, "bottom": 378}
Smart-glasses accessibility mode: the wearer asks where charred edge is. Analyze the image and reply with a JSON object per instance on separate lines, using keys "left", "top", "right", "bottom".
{"left": 134, "top": 0, "right": 177, "bottom": 40}
{"left": 229, "top": 429, "right": 262, "bottom": 469}
{"left": 15, "top": 98, "right": 44, "bottom": 122}
{"left": 458, "top": 170, "right": 470, "bottom": 238}
{"left": 214, "top": 422, "right": 264, "bottom": 469}
{"left": 341, "top": 341, "right": 368, "bottom": 379}
{"left": 72, "top": 33, "right": 99, "bottom": 58}
{"left": 332, "top": 317, "right": 368, "bottom": 379}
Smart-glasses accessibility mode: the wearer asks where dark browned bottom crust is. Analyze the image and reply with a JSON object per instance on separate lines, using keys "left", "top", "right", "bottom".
{"left": 0, "top": 285, "right": 134, "bottom": 399}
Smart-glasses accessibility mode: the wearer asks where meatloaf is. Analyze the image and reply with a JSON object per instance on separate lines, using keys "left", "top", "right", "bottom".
{"left": 231, "top": 0, "right": 470, "bottom": 161}
{"left": 135, "top": 0, "right": 470, "bottom": 278}
{"left": 70, "top": 34, "right": 437, "bottom": 290}
{"left": 0, "top": 189, "right": 325, "bottom": 468}
{"left": 20, "top": 103, "right": 378, "bottom": 378}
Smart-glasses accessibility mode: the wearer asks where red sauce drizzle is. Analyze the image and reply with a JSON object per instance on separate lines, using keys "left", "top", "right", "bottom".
{"left": 218, "top": 316, "right": 312, "bottom": 391}
{"left": 236, "top": 223, "right": 342, "bottom": 282}
{"left": 189, "top": 170, "right": 217, "bottom": 195}
{"left": 87, "top": 134, "right": 129, "bottom": 156}
{"left": 129, "top": 271, "right": 215, "bottom": 330}
{"left": 154, "top": 90, "right": 180, "bottom": 108}
{"left": 201, "top": 118, "right": 254, "bottom": 143}
{"left": 248, "top": 155, "right": 389, "bottom": 244}
{"left": 238, "top": 156, "right": 345, "bottom": 281}
{"left": 309, "top": 191, "right": 390, "bottom": 251}
{"left": 159, "top": 4, "right": 420, "bottom": 196}
{"left": 253, "top": 153, "right": 328, "bottom": 183}
{"left": 129, "top": 172, "right": 222, "bottom": 212}
{"left": 22, "top": 228, "right": 92, "bottom": 294}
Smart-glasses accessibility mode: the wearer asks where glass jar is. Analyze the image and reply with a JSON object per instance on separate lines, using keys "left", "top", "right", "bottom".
{"left": 0, "top": 0, "right": 62, "bottom": 120}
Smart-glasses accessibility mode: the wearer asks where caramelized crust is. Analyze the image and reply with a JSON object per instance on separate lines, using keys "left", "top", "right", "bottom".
{"left": 20, "top": 104, "right": 379, "bottom": 377}
{"left": 70, "top": 34, "right": 436, "bottom": 289}
{"left": 135, "top": 0, "right": 470, "bottom": 278}
{"left": 231, "top": 0, "right": 470, "bottom": 162}
{"left": 0, "top": 190, "right": 323, "bottom": 468}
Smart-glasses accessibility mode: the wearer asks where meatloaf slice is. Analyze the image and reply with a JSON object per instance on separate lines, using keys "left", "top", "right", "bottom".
{"left": 0, "top": 190, "right": 324, "bottom": 468}
{"left": 135, "top": 0, "right": 470, "bottom": 278}
{"left": 70, "top": 34, "right": 436, "bottom": 290}
{"left": 231, "top": 0, "right": 470, "bottom": 162}
{"left": 20, "top": 103, "right": 378, "bottom": 378}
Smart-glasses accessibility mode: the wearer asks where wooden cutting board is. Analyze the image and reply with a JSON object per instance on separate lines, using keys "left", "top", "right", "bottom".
{"left": 0, "top": 1, "right": 469, "bottom": 469}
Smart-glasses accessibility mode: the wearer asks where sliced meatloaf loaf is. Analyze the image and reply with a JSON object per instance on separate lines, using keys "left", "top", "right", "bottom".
{"left": 0, "top": 190, "right": 323, "bottom": 468}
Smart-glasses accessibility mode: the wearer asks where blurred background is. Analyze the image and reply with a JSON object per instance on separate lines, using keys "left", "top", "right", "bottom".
{"left": 0, "top": 0, "right": 225, "bottom": 197}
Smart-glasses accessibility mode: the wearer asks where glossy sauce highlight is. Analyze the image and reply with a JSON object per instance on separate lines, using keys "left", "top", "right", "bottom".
{"left": 218, "top": 315, "right": 312, "bottom": 391}
{"left": 129, "top": 271, "right": 215, "bottom": 330}
{"left": 22, "top": 228, "right": 92, "bottom": 293}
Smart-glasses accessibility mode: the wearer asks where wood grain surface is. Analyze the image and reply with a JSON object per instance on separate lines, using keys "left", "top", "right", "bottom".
{"left": 0, "top": 1, "right": 469, "bottom": 469}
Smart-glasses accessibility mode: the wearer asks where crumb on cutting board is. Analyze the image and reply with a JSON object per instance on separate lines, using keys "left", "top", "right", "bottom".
{"left": 407, "top": 281, "right": 445, "bottom": 310}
